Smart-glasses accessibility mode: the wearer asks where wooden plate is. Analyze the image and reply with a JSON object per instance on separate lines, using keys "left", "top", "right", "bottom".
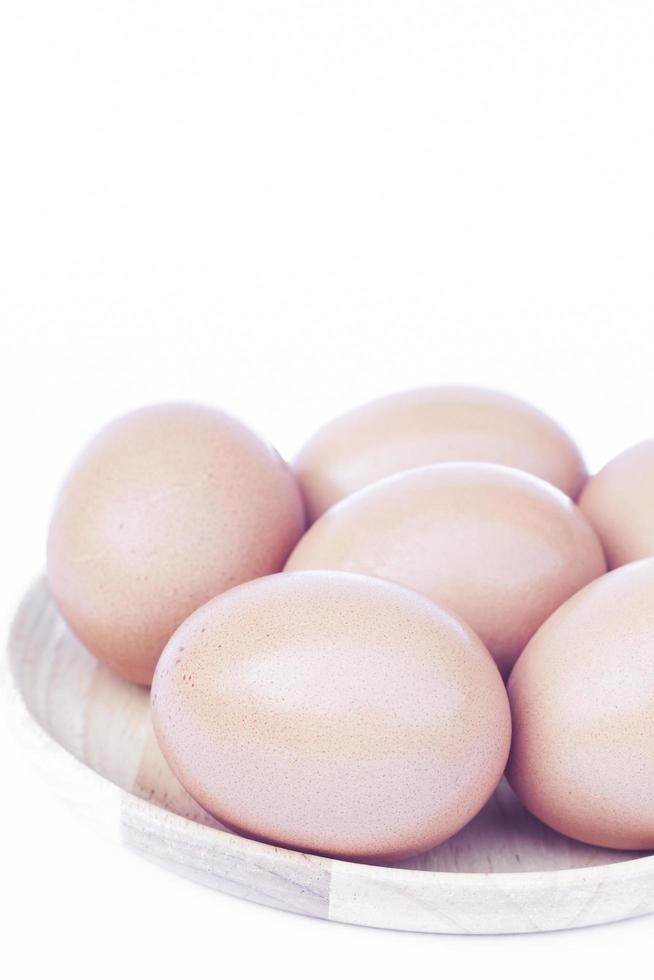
{"left": 6, "top": 578, "right": 654, "bottom": 934}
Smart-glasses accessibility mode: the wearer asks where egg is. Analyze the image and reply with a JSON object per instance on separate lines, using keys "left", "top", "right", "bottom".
{"left": 579, "top": 439, "right": 654, "bottom": 567}
{"left": 295, "top": 386, "right": 587, "bottom": 522}
{"left": 285, "top": 463, "right": 606, "bottom": 676}
{"left": 151, "top": 571, "right": 511, "bottom": 861}
{"left": 47, "top": 403, "right": 305, "bottom": 685}
{"left": 507, "top": 559, "right": 654, "bottom": 850}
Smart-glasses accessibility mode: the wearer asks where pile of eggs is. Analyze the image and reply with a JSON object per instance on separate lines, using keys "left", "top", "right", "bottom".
{"left": 46, "top": 389, "right": 654, "bottom": 861}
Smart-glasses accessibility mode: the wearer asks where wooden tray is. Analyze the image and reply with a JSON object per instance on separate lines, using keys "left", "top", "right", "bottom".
{"left": 6, "top": 578, "right": 654, "bottom": 934}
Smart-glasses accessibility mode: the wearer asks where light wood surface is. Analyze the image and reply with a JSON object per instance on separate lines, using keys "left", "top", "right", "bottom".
{"left": 6, "top": 578, "right": 654, "bottom": 933}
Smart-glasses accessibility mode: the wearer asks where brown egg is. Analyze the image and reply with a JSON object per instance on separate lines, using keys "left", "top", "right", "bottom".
{"left": 47, "top": 403, "right": 305, "bottom": 685}
{"left": 151, "top": 571, "right": 511, "bottom": 860}
{"left": 285, "top": 463, "right": 606, "bottom": 676}
{"left": 579, "top": 439, "right": 654, "bottom": 568}
{"left": 507, "top": 559, "right": 654, "bottom": 850}
{"left": 296, "top": 386, "right": 587, "bottom": 522}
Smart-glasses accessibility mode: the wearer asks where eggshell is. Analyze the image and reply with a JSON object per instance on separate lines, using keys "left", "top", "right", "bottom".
{"left": 579, "top": 439, "right": 654, "bottom": 568}
{"left": 47, "top": 403, "right": 305, "bottom": 685}
{"left": 296, "top": 386, "right": 587, "bottom": 522}
{"left": 285, "top": 463, "right": 606, "bottom": 676}
{"left": 151, "top": 571, "right": 511, "bottom": 861}
{"left": 507, "top": 559, "right": 654, "bottom": 850}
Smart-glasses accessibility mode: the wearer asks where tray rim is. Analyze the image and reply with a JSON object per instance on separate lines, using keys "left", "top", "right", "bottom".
{"left": 7, "top": 577, "right": 654, "bottom": 934}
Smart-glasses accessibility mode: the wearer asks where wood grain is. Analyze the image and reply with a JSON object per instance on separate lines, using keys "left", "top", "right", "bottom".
{"left": 6, "top": 577, "right": 654, "bottom": 933}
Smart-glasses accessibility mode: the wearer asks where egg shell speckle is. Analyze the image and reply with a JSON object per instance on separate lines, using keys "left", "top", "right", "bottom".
{"left": 295, "top": 386, "right": 587, "bottom": 522}
{"left": 285, "top": 462, "right": 606, "bottom": 677}
{"left": 507, "top": 559, "right": 654, "bottom": 850}
{"left": 151, "top": 571, "right": 511, "bottom": 861}
{"left": 47, "top": 403, "right": 305, "bottom": 685}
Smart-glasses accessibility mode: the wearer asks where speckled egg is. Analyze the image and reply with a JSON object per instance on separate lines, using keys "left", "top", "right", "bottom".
{"left": 151, "top": 571, "right": 511, "bottom": 861}
{"left": 47, "top": 403, "right": 305, "bottom": 685}
{"left": 285, "top": 463, "right": 606, "bottom": 676}
{"left": 296, "top": 386, "right": 587, "bottom": 522}
{"left": 507, "top": 559, "right": 654, "bottom": 850}
{"left": 579, "top": 439, "right": 654, "bottom": 568}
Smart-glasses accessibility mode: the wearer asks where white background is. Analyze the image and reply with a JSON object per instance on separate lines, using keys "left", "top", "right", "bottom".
{"left": 1, "top": 2, "right": 654, "bottom": 977}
